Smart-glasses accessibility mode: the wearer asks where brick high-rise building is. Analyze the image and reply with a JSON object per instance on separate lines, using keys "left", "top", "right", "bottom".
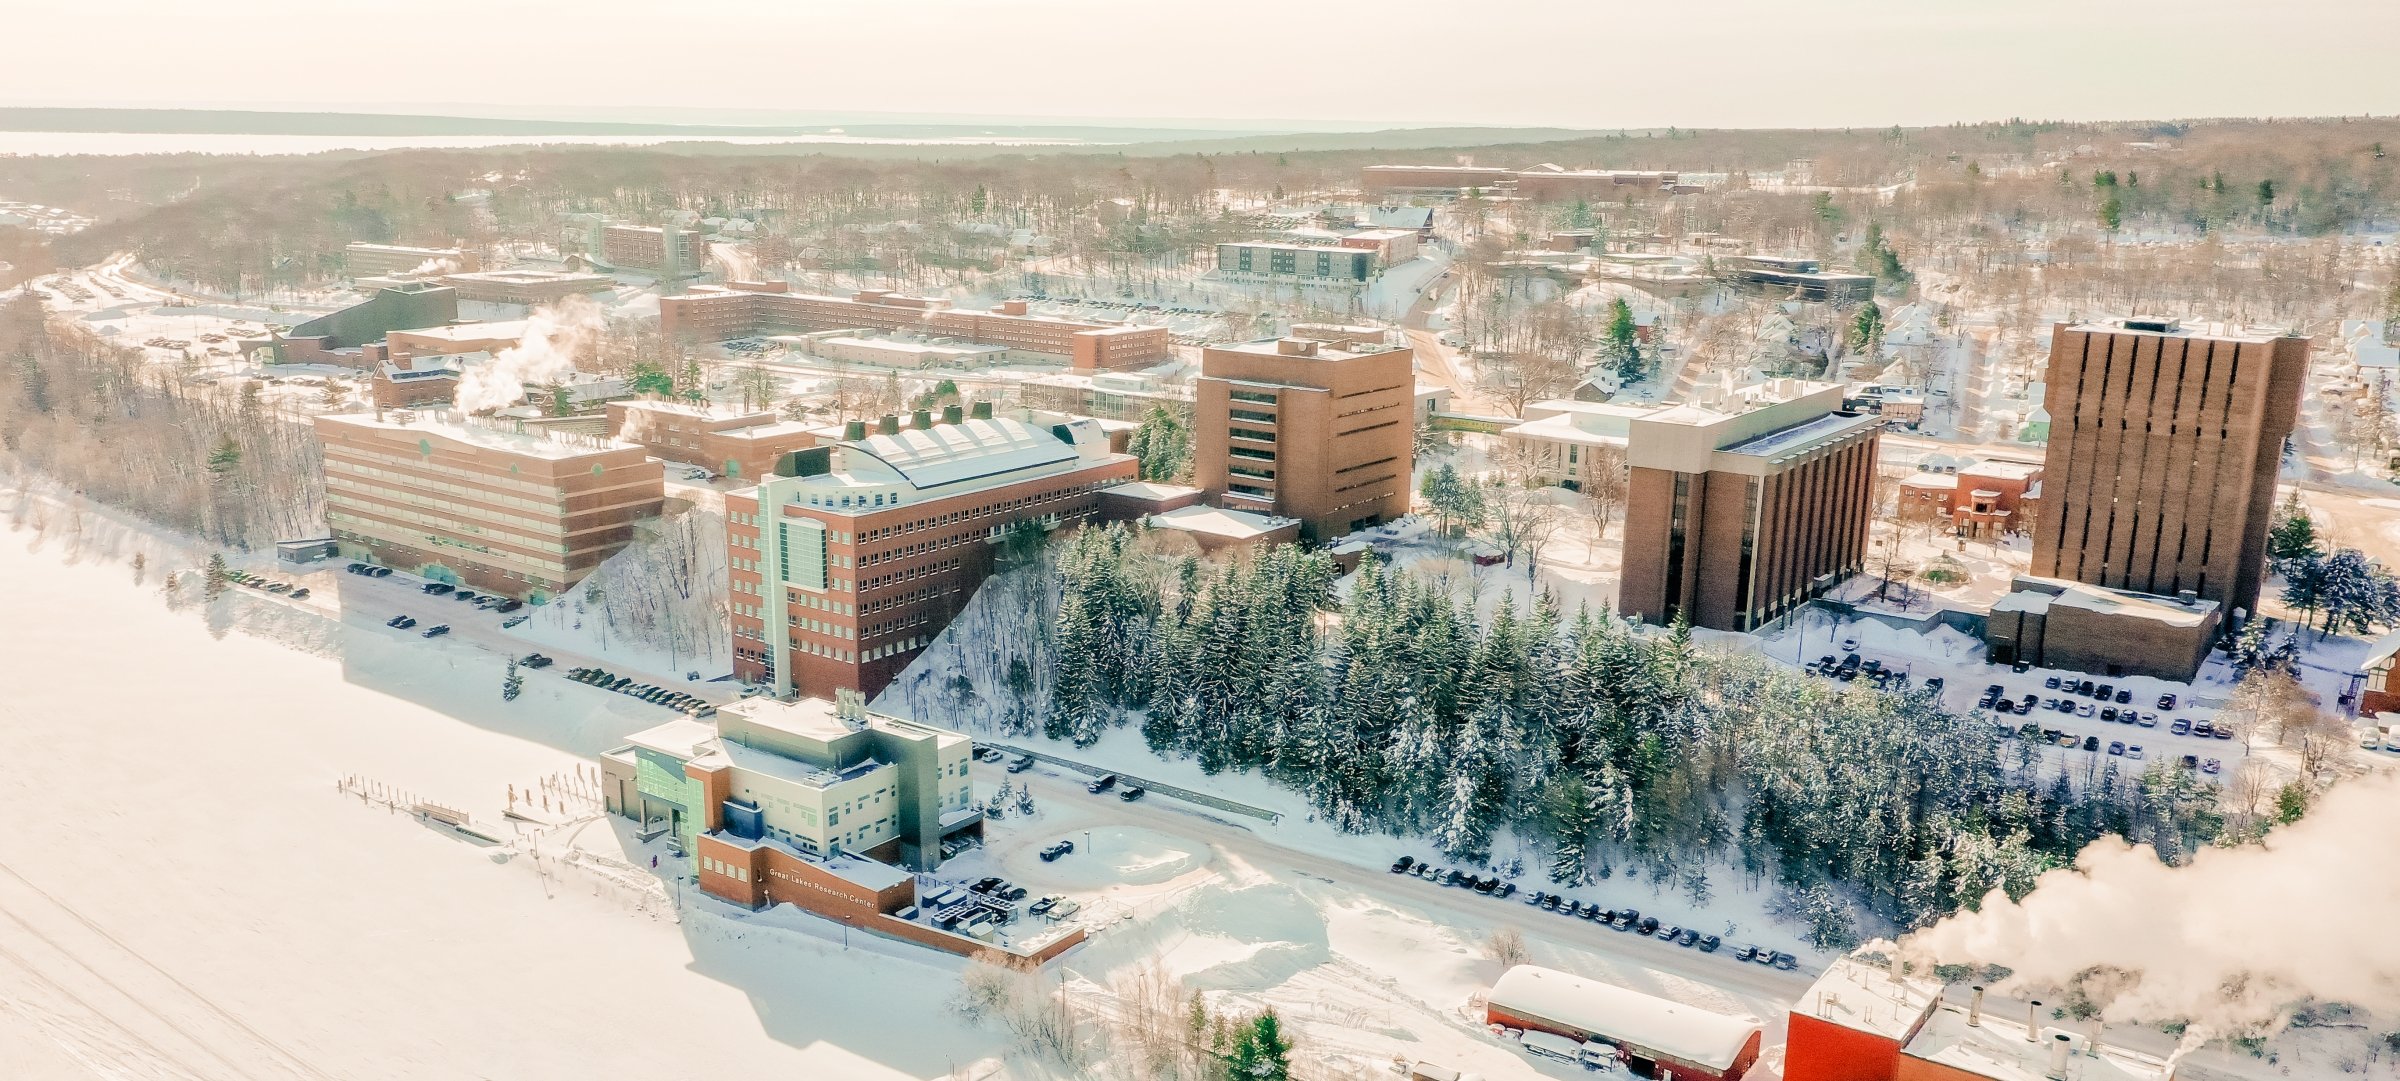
{"left": 2029, "top": 320, "right": 2309, "bottom": 618}
{"left": 1192, "top": 337, "right": 1415, "bottom": 541}
{"left": 727, "top": 406, "right": 1135, "bottom": 698}
{"left": 1618, "top": 379, "right": 1881, "bottom": 631}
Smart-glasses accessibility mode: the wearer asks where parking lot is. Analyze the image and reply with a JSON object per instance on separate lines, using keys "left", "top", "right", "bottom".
{"left": 1795, "top": 634, "right": 2247, "bottom": 779}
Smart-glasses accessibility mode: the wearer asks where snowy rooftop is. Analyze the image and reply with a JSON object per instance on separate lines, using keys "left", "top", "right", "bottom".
{"left": 845, "top": 417, "right": 1081, "bottom": 490}
{"left": 1104, "top": 481, "right": 1203, "bottom": 501}
{"left": 1488, "top": 965, "right": 1759, "bottom": 1071}
{"left": 1148, "top": 504, "right": 1295, "bottom": 540}
{"left": 2359, "top": 628, "right": 2400, "bottom": 673}
{"left": 2066, "top": 319, "right": 2285, "bottom": 344}
{"left": 623, "top": 718, "right": 720, "bottom": 761}
{"left": 1907, "top": 1007, "right": 2168, "bottom": 1081}
{"left": 1720, "top": 410, "right": 1879, "bottom": 460}
{"left": 721, "top": 695, "right": 865, "bottom": 744}
{"left": 709, "top": 834, "right": 913, "bottom": 892}
{"left": 1994, "top": 576, "right": 2217, "bottom": 627}
{"left": 391, "top": 320, "right": 529, "bottom": 344}
{"left": 1900, "top": 473, "right": 1956, "bottom": 490}
{"left": 1962, "top": 460, "right": 2043, "bottom": 481}
{"left": 317, "top": 410, "right": 637, "bottom": 461}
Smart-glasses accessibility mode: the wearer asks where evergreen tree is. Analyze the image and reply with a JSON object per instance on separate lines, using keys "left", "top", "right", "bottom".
{"left": 502, "top": 660, "right": 523, "bottom": 702}
{"left": 1225, "top": 1010, "right": 1293, "bottom": 1081}
{"left": 2268, "top": 491, "right": 2320, "bottom": 562}
{"left": 1605, "top": 297, "right": 1644, "bottom": 384}
{"left": 2098, "top": 193, "right": 2123, "bottom": 233}
{"left": 203, "top": 553, "right": 230, "bottom": 601}
{"left": 1848, "top": 300, "right": 1886, "bottom": 356}
{"left": 629, "top": 360, "right": 674, "bottom": 397}
{"left": 1126, "top": 404, "right": 1192, "bottom": 482}
{"left": 205, "top": 436, "right": 242, "bottom": 475}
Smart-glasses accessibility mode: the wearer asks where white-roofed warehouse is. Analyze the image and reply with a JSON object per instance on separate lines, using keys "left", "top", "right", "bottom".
{"left": 1487, "top": 965, "right": 1764, "bottom": 1081}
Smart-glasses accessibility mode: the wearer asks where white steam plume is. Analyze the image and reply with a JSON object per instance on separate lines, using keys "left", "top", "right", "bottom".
{"left": 452, "top": 298, "right": 600, "bottom": 413}
{"left": 1904, "top": 771, "right": 2400, "bottom": 1031}
{"left": 410, "top": 256, "right": 462, "bottom": 276}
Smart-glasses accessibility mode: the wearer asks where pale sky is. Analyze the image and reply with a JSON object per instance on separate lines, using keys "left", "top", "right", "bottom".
{"left": 7, "top": 0, "right": 2397, "bottom": 129}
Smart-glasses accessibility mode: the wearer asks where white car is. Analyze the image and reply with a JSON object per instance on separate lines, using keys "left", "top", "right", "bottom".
{"left": 2126, "top": 745, "right": 2145, "bottom": 761}
{"left": 1840, "top": 638, "right": 1859, "bottom": 652}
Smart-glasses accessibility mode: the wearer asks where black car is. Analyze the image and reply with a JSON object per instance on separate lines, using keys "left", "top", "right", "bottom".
{"left": 1086, "top": 774, "right": 1118, "bottom": 794}
{"left": 2114, "top": 689, "right": 2132, "bottom": 705}
{"left": 2010, "top": 660, "right": 2030, "bottom": 673}
{"left": 1541, "top": 894, "right": 1564, "bottom": 912}
{"left": 2157, "top": 693, "right": 2178, "bottom": 710}
{"left": 1119, "top": 785, "right": 1146, "bottom": 802}
{"left": 2083, "top": 735, "right": 2101, "bottom": 752}
{"left": 1675, "top": 928, "right": 1701, "bottom": 947}
{"left": 1636, "top": 916, "right": 1660, "bottom": 935}
{"left": 453, "top": 590, "right": 478, "bottom": 602}
{"left": 422, "top": 582, "right": 453, "bottom": 595}
{"left": 1475, "top": 878, "right": 1499, "bottom": 895}
{"left": 1493, "top": 882, "right": 1516, "bottom": 899}
{"left": 496, "top": 599, "right": 524, "bottom": 613}
{"left": 1698, "top": 934, "right": 1722, "bottom": 952}
{"left": 1579, "top": 903, "right": 1603, "bottom": 920}
{"left": 2043, "top": 676, "right": 2061, "bottom": 689}
{"left": 385, "top": 615, "right": 409, "bottom": 628}
{"left": 1391, "top": 856, "right": 1416, "bottom": 874}
{"left": 288, "top": 588, "right": 310, "bottom": 600}
{"left": 521, "top": 654, "right": 553, "bottom": 669}
{"left": 1446, "top": 870, "right": 1468, "bottom": 887}
{"left": 422, "top": 624, "right": 450, "bottom": 638}
{"left": 1772, "top": 952, "right": 1798, "bottom": 970}
{"left": 1040, "top": 841, "right": 1075, "bottom": 862}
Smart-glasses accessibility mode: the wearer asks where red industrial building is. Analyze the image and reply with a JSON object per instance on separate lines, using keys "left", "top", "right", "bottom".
{"left": 1486, "top": 965, "right": 1763, "bottom": 1081}
{"left": 1786, "top": 958, "right": 2167, "bottom": 1081}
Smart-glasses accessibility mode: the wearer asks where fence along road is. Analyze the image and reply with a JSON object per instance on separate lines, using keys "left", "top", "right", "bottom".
{"left": 984, "top": 744, "right": 1282, "bottom": 824}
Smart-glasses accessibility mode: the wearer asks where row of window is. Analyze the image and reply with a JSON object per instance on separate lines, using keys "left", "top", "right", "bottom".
{"left": 327, "top": 475, "right": 571, "bottom": 536}
{"left": 700, "top": 855, "right": 752, "bottom": 882}
{"left": 791, "top": 614, "right": 854, "bottom": 640}
{"left": 326, "top": 511, "right": 570, "bottom": 575}
{"left": 326, "top": 458, "right": 567, "bottom": 514}
{"left": 862, "top": 557, "right": 961, "bottom": 593}
{"left": 326, "top": 448, "right": 569, "bottom": 501}
{"left": 866, "top": 636, "right": 927, "bottom": 662}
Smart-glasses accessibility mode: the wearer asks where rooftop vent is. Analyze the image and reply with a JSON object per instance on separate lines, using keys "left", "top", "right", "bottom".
{"left": 942, "top": 404, "right": 964, "bottom": 425}
{"left": 2123, "top": 318, "right": 2181, "bottom": 333}
{"left": 844, "top": 419, "right": 868, "bottom": 442}
{"left": 970, "top": 400, "right": 994, "bottom": 421}
{"left": 876, "top": 414, "right": 900, "bottom": 436}
{"left": 1276, "top": 338, "right": 1320, "bottom": 357}
{"left": 912, "top": 409, "right": 934, "bottom": 430}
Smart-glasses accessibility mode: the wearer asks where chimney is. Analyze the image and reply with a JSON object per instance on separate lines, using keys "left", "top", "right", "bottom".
{"left": 2088, "top": 1023, "right": 2105, "bottom": 1059}
{"left": 2177, "top": 589, "right": 2197, "bottom": 607}
{"left": 970, "top": 400, "right": 994, "bottom": 421}
{"left": 1276, "top": 338, "right": 1320, "bottom": 357}
{"left": 912, "top": 409, "right": 934, "bottom": 430}
{"left": 1887, "top": 952, "right": 1903, "bottom": 980}
{"left": 1967, "top": 986, "right": 1985, "bottom": 1027}
{"left": 843, "top": 419, "right": 867, "bottom": 442}
{"left": 942, "top": 404, "right": 964, "bottom": 425}
{"left": 2045, "top": 1034, "right": 2073, "bottom": 1081}
{"left": 877, "top": 414, "right": 900, "bottom": 436}
{"left": 2026, "top": 1001, "right": 2044, "bottom": 1041}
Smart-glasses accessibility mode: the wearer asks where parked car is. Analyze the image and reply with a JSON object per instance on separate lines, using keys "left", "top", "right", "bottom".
{"left": 1086, "top": 774, "right": 1118, "bottom": 794}
{"left": 2192, "top": 721, "right": 2215, "bottom": 738}
{"left": 1698, "top": 935, "right": 1722, "bottom": 953}
{"left": 2179, "top": 754, "right": 2199, "bottom": 770}
{"left": 2171, "top": 719, "right": 2193, "bottom": 736}
{"left": 1772, "top": 952, "right": 1798, "bottom": 970}
{"left": 2044, "top": 676, "right": 2062, "bottom": 689}
{"left": 2213, "top": 725, "right": 2234, "bottom": 741}
{"left": 2157, "top": 694, "right": 2178, "bottom": 711}
{"left": 2107, "top": 741, "right": 2125, "bottom": 756}
{"left": 422, "top": 582, "right": 453, "bottom": 595}
{"left": 2100, "top": 707, "right": 2118, "bottom": 722}
{"left": 2115, "top": 689, "right": 2132, "bottom": 704}
{"left": 495, "top": 599, "right": 524, "bottom": 613}
{"left": 388, "top": 616, "right": 416, "bottom": 629}
{"left": 1840, "top": 638, "right": 1858, "bottom": 652}
{"left": 2127, "top": 745, "right": 2145, "bottom": 761}
{"left": 2077, "top": 703, "right": 2095, "bottom": 718}
{"left": 2082, "top": 735, "right": 2101, "bottom": 752}
{"left": 2136, "top": 712, "right": 2157, "bottom": 728}
{"left": 1675, "top": 928, "right": 1701, "bottom": 947}
{"left": 1040, "top": 841, "right": 1075, "bottom": 862}
{"left": 288, "top": 588, "right": 309, "bottom": 600}
{"left": 1007, "top": 755, "right": 1034, "bottom": 773}
{"left": 2009, "top": 659, "right": 2030, "bottom": 673}
{"left": 452, "top": 590, "right": 478, "bottom": 603}
{"left": 2201, "top": 758, "right": 2222, "bottom": 775}
{"left": 1636, "top": 916, "right": 1660, "bottom": 935}
{"left": 421, "top": 624, "right": 450, "bottom": 638}
{"left": 1028, "top": 896, "right": 1059, "bottom": 916}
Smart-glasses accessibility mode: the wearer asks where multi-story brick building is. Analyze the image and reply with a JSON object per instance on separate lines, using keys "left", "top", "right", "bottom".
{"left": 658, "top": 288, "right": 1172, "bottom": 370}
{"left": 1192, "top": 337, "right": 1415, "bottom": 541}
{"left": 606, "top": 398, "right": 820, "bottom": 483}
{"left": 1358, "top": 164, "right": 1680, "bottom": 200}
{"left": 1499, "top": 399, "right": 1661, "bottom": 490}
{"left": 1619, "top": 379, "right": 1881, "bottom": 631}
{"left": 384, "top": 320, "right": 528, "bottom": 364}
{"left": 600, "top": 224, "right": 707, "bottom": 275}
{"left": 1894, "top": 458, "right": 2043, "bottom": 539}
{"left": 726, "top": 405, "right": 1136, "bottom": 697}
{"left": 2030, "top": 320, "right": 2309, "bottom": 619}
{"left": 314, "top": 410, "right": 664, "bottom": 599}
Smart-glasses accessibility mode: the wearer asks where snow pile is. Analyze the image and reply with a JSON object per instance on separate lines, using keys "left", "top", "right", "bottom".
{"left": 1162, "top": 881, "right": 1333, "bottom": 993}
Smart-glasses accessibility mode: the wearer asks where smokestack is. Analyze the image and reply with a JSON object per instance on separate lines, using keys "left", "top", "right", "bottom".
{"left": 911, "top": 409, "right": 933, "bottom": 430}
{"left": 877, "top": 414, "right": 900, "bottom": 436}
{"left": 970, "top": 400, "right": 993, "bottom": 421}
{"left": 2088, "top": 1023, "right": 2104, "bottom": 1059}
{"left": 843, "top": 419, "right": 867, "bottom": 442}
{"left": 2045, "top": 1034, "right": 2072, "bottom": 1080}
{"left": 942, "top": 404, "right": 963, "bottom": 425}
{"left": 1887, "top": 952, "right": 1903, "bottom": 980}
{"left": 2026, "top": 1001, "right": 2043, "bottom": 1041}
{"left": 1967, "top": 986, "right": 1984, "bottom": 1027}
